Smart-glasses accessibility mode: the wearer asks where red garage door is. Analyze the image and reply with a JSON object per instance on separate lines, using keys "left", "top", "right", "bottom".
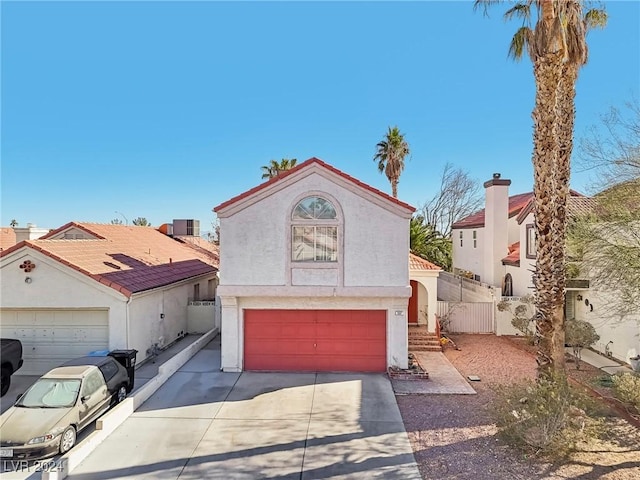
{"left": 244, "top": 310, "right": 386, "bottom": 372}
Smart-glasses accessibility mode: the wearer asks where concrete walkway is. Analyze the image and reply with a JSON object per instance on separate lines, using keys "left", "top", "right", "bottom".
{"left": 391, "top": 352, "right": 476, "bottom": 395}
{"left": 566, "top": 347, "right": 635, "bottom": 375}
{"left": 65, "top": 337, "right": 421, "bottom": 480}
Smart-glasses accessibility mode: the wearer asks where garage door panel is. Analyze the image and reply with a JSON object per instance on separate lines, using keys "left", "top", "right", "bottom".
{"left": 244, "top": 309, "right": 386, "bottom": 372}
{"left": 0, "top": 309, "right": 108, "bottom": 375}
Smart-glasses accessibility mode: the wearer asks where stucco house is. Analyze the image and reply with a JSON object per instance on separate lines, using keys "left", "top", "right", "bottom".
{"left": 451, "top": 174, "right": 639, "bottom": 366}
{"left": 0, "top": 222, "right": 219, "bottom": 375}
{"left": 214, "top": 157, "right": 424, "bottom": 372}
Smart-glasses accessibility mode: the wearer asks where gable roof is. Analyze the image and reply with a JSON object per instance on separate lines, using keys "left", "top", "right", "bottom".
{"left": 409, "top": 253, "right": 442, "bottom": 271}
{"left": 515, "top": 191, "right": 588, "bottom": 224}
{"left": 214, "top": 157, "right": 415, "bottom": 215}
{"left": 452, "top": 192, "right": 534, "bottom": 230}
{"left": 1, "top": 222, "right": 218, "bottom": 298}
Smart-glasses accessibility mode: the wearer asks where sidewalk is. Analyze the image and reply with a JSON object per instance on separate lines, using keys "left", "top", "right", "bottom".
{"left": 566, "top": 347, "right": 635, "bottom": 375}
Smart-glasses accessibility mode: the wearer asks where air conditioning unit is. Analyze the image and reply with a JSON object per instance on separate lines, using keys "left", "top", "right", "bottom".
{"left": 172, "top": 219, "right": 200, "bottom": 236}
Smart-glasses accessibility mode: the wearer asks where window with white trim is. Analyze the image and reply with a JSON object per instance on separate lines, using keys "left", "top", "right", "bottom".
{"left": 526, "top": 224, "right": 536, "bottom": 259}
{"left": 291, "top": 196, "right": 338, "bottom": 262}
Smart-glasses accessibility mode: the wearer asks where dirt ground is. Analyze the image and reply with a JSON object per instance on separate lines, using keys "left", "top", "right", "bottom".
{"left": 396, "top": 334, "right": 640, "bottom": 480}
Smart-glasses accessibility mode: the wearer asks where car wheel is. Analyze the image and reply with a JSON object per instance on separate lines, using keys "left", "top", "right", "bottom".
{"left": 116, "top": 385, "right": 127, "bottom": 404}
{"left": 0, "top": 367, "right": 10, "bottom": 397}
{"left": 59, "top": 426, "right": 76, "bottom": 454}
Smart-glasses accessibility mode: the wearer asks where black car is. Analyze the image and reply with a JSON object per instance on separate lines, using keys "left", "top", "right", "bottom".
{"left": 62, "top": 355, "right": 131, "bottom": 405}
{"left": 1, "top": 339, "right": 24, "bottom": 397}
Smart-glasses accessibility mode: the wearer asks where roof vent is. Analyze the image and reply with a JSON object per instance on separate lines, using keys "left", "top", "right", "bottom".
{"left": 493, "top": 173, "right": 501, "bottom": 179}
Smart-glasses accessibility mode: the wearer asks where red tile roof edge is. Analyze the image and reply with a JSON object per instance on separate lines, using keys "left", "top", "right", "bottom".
{"left": 409, "top": 253, "right": 442, "bottom": 271}
{"left": 0, "top": 240, "right": 28, "bottom": 258}
{"left": 501, "top": 241, "right": 521, "bottom": 266}
{"left": 40, "top": 221, "right": 106, "bottom": 240}
{"left": 214, "top": 157, "right": 415, "bottom": 213}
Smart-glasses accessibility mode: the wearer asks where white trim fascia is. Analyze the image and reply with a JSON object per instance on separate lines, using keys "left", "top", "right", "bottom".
{"left": 216, "top": 163, "right": 414, "bottom": 219}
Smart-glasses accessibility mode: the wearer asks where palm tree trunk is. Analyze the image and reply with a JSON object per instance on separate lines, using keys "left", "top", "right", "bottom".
{"left": 532, "top": 51, "right": 565, "bottom": 378}
{"left": 547, "top": 62, "right": 579, "bottom": 369}
{"left": 391, "top": 179, "right": 398, "bottom": 198}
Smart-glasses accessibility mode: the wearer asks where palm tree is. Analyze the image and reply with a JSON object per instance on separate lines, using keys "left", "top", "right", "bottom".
{"left": 373, "top": 126, "right": 410, "bottom": 198}
{"left": 132, "top": 217, "right": 151, "bottom": 226}
{"left": 410, "top": 216, "right": 451, "bottom": 271}
{"left": 261, "top": 158, "right": 298, "bottom": 179}
{"left": 475, "top": 0, "right": 606, "bottom": 377}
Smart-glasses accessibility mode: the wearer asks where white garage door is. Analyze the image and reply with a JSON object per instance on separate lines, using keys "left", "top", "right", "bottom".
{"left": 0, "top": 309, "right": 109, "bottom": 375}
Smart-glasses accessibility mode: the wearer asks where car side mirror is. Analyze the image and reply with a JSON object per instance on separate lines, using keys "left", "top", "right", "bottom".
{"left": 81, "top": 395, "right": 90, "bottom": 404}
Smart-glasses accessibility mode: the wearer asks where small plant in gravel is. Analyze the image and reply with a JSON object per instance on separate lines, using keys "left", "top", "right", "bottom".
{"left": 565, "top": 319, "right": 600, "bottom": 370}
{"left": 492, "top": 372, "right": 603, "bottom": 459}
{"left": 611, "top": 372, "right": 640, "bottom": 413}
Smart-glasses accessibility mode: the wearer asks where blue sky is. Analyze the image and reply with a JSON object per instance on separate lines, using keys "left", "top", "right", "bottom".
{"left": 2, "top": 1, "right": 638, "bottom": 232}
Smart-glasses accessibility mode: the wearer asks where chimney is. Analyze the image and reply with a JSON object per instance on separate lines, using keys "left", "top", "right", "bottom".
{"left": 14, "top": 224, "right": 49, "bottom": 243}
{"left": 483, "top": 173, "right": 511, "bottom": 287}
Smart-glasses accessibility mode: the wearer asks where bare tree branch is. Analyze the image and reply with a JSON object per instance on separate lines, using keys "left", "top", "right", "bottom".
{"left": 419, "top": 163, "right": 483, "bottom": 238}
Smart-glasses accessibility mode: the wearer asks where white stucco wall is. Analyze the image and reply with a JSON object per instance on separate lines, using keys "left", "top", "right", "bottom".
{"left": 129, "top": 276, "right": 217, "bottom": 363}
{"left": 452, "top": 228, "right": 484, "bottom": 279}
{"left": 574, "top": 286, "right": 640, "bottom": 364}
{"left": 0, "top": 250, "right": 128, "bottom": 350}
{"left": 219, "top": 171, "right": 410, "bottom": 288}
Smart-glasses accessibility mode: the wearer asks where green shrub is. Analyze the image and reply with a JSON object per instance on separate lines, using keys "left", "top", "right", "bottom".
{"left": 611, "top": 372, "right": 640, "bottom": 412}
{"left": 492, "top": 372, "right": 602, "bottom": 459}
{"left": 565, "top": 319, "right": 600, "bottom": 370}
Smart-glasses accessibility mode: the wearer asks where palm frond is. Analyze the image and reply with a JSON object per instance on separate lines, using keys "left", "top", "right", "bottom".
{"left": 504, "top": 3, "right": 532, "bottom": 23}
{"left": 584, "top": 9, "right": 608, "bottom": 30}
{"left": 508, "top": 26, "right": 532, "bottom": 60}
{"left": 473, "top": 0, "right": 504, "bottom": 17}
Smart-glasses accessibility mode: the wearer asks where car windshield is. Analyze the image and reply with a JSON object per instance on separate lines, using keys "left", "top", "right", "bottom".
{"left": 16, "top": 378, "right": 81, "bottom": 408}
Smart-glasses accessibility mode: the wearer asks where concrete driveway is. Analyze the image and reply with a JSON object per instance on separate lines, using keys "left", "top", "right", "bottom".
{"left": 66, "top": 338, "right": 420, "bottom": 480}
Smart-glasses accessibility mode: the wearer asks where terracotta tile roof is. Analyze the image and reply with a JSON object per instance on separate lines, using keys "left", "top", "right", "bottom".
{"left": 409, "top": 253, "right": 442, "bottom": 271}
{"left": 1, "top": 223, "right": 218, "bottom": 297}
{"left": 452, "top": 192, "right": 534, "bottom": 229}
{"left": 502, "top": 242, "right": 520, "bottom": 267}
{"left": 0, "top": 227, "right": 16, "bottom": 252}
{"left": 214, "top": 157, "right": 415, "bottom": 214}
{"left": 173, "top": 235, "right": 220, "bottom": 265}
{"left": 515, "top": 190, "right": 586, "bottom": 224}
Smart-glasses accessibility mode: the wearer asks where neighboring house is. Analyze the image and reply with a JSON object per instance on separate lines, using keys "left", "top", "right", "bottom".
{"left": 0, "top": 222, "right": 219, "bottom": 375}
{"left": 0, "top": 223, "right": 49, "bottom": 252}
{"left": 214, "top": 157, "right": 418, "bottom": 372}
{"left": 451, "top": 174, "right": 639, "bottom": 365}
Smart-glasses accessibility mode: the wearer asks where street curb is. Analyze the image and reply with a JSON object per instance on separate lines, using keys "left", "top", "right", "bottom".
{"left": 42, "top": 328, "right": 219, "bottom": 480}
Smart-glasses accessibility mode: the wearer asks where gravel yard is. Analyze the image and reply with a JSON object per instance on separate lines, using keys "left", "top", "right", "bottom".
{"left": 396, "top": 334, "right": 640, "bottom": 480}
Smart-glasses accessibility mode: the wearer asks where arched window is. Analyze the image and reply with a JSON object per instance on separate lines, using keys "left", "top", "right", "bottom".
{"left": 502, "top": 273, "right": 513, "bottom": 297}
{"left": 291, "top": 196, "right": 338, "bottom": 262}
